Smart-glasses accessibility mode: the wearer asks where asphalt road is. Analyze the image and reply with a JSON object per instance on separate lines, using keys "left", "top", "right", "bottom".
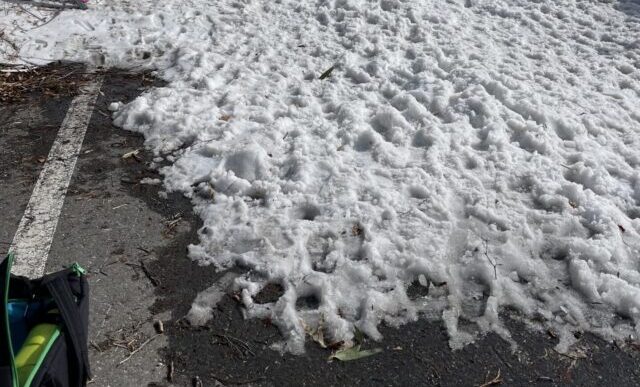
{"left": 1, "top": 63, "right": 639, "bottom": 387}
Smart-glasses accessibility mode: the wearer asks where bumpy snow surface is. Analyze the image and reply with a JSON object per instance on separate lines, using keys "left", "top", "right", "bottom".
{"left": 4, "top": 0, "right": 640, "bottom": 352}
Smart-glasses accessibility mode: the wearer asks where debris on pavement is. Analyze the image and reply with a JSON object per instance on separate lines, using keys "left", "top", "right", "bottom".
{"left": 328, "top": 344, "right": 383, "bottom": 362}
{"left": 0, "top": 62, "right": 90, "bottom": 102}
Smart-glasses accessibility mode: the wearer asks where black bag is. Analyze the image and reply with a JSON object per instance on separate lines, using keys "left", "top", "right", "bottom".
{"left": 1, "top": 253, "right": 91, "bottom": 387}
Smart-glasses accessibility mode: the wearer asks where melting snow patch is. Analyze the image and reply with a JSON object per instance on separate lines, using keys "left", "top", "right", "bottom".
{"left": 5, "top": 0, "right": 640, "bottom": 353}
{"left": 186, "top": 272, "right": 239, "bottom": 326}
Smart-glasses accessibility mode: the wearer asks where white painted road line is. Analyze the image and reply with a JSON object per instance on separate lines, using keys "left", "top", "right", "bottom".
{"left": 10, "top": 75, "right": 104, "bottom": 278}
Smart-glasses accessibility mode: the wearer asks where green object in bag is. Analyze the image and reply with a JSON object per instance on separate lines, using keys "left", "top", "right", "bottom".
{"left": 1, "top": 253, "right": 91, "bottom": 387}
{"left": 16, "top": 323, "right": 61, "bottom": 387}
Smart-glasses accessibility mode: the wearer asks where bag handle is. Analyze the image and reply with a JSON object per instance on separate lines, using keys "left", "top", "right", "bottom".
{"left": 44, "top": 271, "right": 91, "bottom": 386}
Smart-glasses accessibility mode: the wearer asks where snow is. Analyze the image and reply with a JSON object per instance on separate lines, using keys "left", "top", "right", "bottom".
{"left": 186, "top": 272, "right": 239, "bottom": 326}
{"left": 3, "top": 0, "right": 640, "bottom": 353}
{"left": 107, "top": 101, "right": 123, "bottom": 112}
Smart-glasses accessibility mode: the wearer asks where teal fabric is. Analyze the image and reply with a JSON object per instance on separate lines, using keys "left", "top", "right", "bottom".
{"left": 8, "top": 301, "right": 28, "bottom": 354}
{"left": 8, "top": 300, "right": 55, "bottom": 354}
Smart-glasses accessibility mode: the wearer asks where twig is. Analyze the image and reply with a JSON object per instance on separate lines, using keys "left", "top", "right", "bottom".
{"left": 27, "top": 7, "right": 64, "bottom": 31}
{"left": 482, "top": 239, "right": 499, "bottom": 279}
{"left": 167, "top": 361, "right": 174, "bottom": 382}
{"left": 118, "top": 334, "right": 160, "bottom": 365}
{"left": 16, "top": 4, "right": 45, "bottom": 22}
{"left": 98, "top": 259, "right": 121, "bottom": 276}
{"left": 139, "top": 259, "right": 160, "bottom": 286}
{"left": 553, "top": 348, "right": 587, "bottom": 360}
{"left": 89, "top": 340, "right": 103, "bottom": 352}
{"left": 0, "top": 31, "right": 19, "bottom": 53}
{"left": 319, "top": 65, "right": 336, "bottom": 80}
{"left": 0, "top": 67, "right": 33, "bottom": 73}
{"left": 212, "top": 333, "right": 255, "bottom": 357}
{"left": 491, "top": 346, "right": 512, "bottom": 369}
{"left": 125, "top": 260, "right": 160, "bottom": 286}
{"left": 479, "top": 369, "right": 503, "bottom": 387}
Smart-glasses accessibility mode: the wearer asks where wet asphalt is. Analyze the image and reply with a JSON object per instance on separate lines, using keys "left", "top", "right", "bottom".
{"left": 0, "top": 64, "right": 639, "bottom": 387}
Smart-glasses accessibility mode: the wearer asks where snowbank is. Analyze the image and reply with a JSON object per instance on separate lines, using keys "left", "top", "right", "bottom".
{"left": 4, "top": 0, "right": 640, "bottom": 353}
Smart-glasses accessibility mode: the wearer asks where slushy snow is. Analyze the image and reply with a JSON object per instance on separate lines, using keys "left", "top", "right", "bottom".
{"left": 3, "top": 0, "right": 640, "bottom": 353}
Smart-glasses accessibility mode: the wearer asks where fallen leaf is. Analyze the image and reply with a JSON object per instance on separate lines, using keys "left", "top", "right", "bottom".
{"left": 122, "top": 149, "right": 140, "bottom": 159}
{"left": 329, "top": 345, "right": 382, "bottom": 361}
{"left": 301, "top": 319, "right": 327, "bottom": 348}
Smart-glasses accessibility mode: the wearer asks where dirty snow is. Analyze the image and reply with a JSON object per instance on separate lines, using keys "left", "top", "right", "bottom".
{"left": 3, "top": 0, "right": 640, "bottom": 353}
